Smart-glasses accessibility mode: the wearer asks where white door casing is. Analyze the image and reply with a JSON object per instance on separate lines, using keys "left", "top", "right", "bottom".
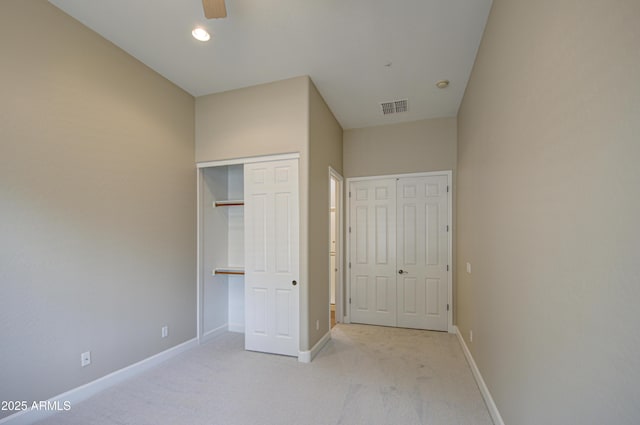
{"left": 396, "top": 176, "right": 449, "bottom": 331}
{"left": 329, "top": 167, "right": 344, "bottom": 326}
{"left": 349, "top": 178, "right": 397, "bottom": 327}
{"left": 348, "top": 172, "right": 451, "bottom": 331}
{"left": 244, "top": 159, "right": 299, "bottom": 356}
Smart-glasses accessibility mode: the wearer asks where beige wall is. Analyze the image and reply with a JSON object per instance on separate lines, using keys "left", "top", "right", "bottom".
{"left": 457, "top": 0, "right": 640, "bottom": 424}
{"left": 307, "top": 80, "right": 343, "bottom": 348}
{"left": 343, "top": 118, "right": 457, "bottom": 178}
{"left": 195, "top": 77, "right": 310, "bottom": 163}
{"left": 0, "top": 0, "right": 196, "bottom": 416}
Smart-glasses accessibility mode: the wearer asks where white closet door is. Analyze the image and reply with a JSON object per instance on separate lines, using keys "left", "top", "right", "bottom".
{"left": 349, "top": 179, "right": 397, "bottom": 327}
{"left": 244, "top": 159, "right": 299, "bottom": 356}
{"left": 396, "top": 176, "right": 449, "bottom": 331}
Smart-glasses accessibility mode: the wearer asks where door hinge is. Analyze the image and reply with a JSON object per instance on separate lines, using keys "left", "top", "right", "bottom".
{"left": 447, "top": 185, "right": 449, "bottom": 193}
{"left": 446, "top": 225, "right": 449, "bottom": 232}
{"left": 447, "top": 265, "right": 449, "bottom": 271}
{"left": 348, "top": 262, "right": 351, "bottom": 269}
{"left": 447, "top": 303, "right": 450, "bottom": 311}
{"left": 349, "top": 191, "right": 351, "bottom": 198}
{"left": 349, "top": 226, "right": 351, "bottom": 234}
{"left": 349, "top": 297, "right": 352, "bottom": 304}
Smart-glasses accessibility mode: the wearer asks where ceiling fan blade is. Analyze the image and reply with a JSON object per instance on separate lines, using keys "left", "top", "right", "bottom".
{"left": 202, "top": 0, "right": 227, "bottom": 19}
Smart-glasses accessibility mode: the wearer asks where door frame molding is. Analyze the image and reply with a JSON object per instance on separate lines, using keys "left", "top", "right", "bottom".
{"left": 328, "top": 167, "right": 344, "bottom": 327}
{"left": 345, "top": 170, "right": 454, "bottom": 333}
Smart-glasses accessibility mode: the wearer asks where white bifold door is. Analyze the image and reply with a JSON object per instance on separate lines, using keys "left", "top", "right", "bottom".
{"left": 349, "top": 175, "right": 449, "bottom": 331}
{"left": 244, "top": 159, "right": 299, "bottom": 356}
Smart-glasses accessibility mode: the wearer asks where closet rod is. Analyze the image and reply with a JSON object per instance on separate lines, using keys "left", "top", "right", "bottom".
{"left": 213, "top": 268, "right": 245, "bottom": 275}
{"left": 214, "top": 200, "right": 244, "bottom": 207}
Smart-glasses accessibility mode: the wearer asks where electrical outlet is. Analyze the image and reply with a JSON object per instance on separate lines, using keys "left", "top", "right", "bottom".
{"left": 466, "top": 262, "right": 472, "bottom": 274}
{"left": 161, "top": 326, "right": 168, "bottom": 338}
{"left": 470, "top": 330, "right": 473, "bottom": 342}
{"left": 81, "top": 351, "right": 91, "bottom": 367}
{"left": 316, "top": 320, "right": 319, "bottom": 330}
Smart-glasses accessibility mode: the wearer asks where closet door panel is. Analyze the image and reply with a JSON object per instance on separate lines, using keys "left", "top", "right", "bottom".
{"left": 252, "top": 288, "right": 268, "bottom": 335}
{"left": 250, "top": 194, "right": 268, "bottom": 272}
{"left": 244, "top": 159, "right": 299, "bottom": 357}
{"left": 274, "top": 192, "right": 292, "bottom": 273}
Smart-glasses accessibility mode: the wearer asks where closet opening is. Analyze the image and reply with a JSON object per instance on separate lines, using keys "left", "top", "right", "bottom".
{"left": 196, "top": 153, "right": 301, "bottom": 357}
{"left": 197, "top": 163, "right": 245, "bottom": 343}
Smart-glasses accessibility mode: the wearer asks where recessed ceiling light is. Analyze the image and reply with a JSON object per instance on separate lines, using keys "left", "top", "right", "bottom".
{"left": 192, "top": 27, "right": 210, "bottom": 42}
{"left": 436, "top": 80, "right": 450, "bottom": 89}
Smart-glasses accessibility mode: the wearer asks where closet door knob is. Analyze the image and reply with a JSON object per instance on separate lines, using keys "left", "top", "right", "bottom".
{"left": 292, "top": 280, "right": 297, "bottom": 286}
{"left": 398, "top": 270, "right": 406, "bottom": 274}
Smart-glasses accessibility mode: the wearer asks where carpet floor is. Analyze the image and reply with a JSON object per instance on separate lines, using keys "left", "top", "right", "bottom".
{"left": 36, "top": 324, "right": 493, "bottom": 425}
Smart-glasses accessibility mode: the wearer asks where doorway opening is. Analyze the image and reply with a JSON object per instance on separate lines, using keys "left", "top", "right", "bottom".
{"left": 329, "top": 168, "right": 344, "bottom": 329}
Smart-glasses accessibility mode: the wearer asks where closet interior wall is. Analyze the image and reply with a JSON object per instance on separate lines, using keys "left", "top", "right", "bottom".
{"left": 202, "top": 164, "right": 245, "bottom": 338}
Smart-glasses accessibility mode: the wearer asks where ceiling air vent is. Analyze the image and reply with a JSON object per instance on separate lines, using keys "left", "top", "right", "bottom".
{"left": 394, "top": 99, "right": 408, "bottom": 113}
{"left": 380, "top": 99, "right": 408, "bottom": 115}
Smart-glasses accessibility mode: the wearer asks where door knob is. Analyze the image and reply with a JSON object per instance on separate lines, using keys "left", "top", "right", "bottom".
{"left": 398, "top": 270, "right": 406, "bottom": 274}
{"left": 292, "top": 280, "right": 297, "bottom": 286}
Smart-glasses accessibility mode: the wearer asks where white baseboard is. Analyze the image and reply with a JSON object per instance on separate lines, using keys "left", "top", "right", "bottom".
{"left": 0, "top": 338, "right": 197, "bottom": 425}
{"left": 200, "top": 324, "right": 229, "bottom": 343}
{"left": 298, "top": 330, "right": 331, "bottom": 363}
{"left": 454, "top": 326, "right": 505, "bottom": 425}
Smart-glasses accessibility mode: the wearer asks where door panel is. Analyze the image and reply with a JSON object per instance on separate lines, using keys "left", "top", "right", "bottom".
{"left": 349, "top": 179, "right": 397, "bottom": 327}
{"left": 426, "top": 203, "right": 440, "bottom": 265}
{"left": 375, "top": 206, "right": 389, "bottom": 264}
{"left": 355, "top": 206, "right": 368, "bottom": 264}
{"left": 252, "top": 288, "right": 267, "bottom": 335}
{"left": 402, "top": 203, "right": 417, "bottom": 265}
{"left": 251, "top": 194, "right": 268, "bottom": 272}
{"left": 275, "top": 289, "right": 292, "bottom": 336}
{"left": 397, "top": 176, "right": 448, "bottom": 331}
{"left": 403, "top": 277, "right": 418, "bottom": 314}
{"left": 355, "top": 276, "right": 368, "bottom": 310}
{"left": 426, "top": 278, "right": 440, "bottom": 316}
{"left": 244, "top": 159, "right": 299, "bottom": 356}
{"left": 274, "top": 192, "right": 291, "bottom": 273}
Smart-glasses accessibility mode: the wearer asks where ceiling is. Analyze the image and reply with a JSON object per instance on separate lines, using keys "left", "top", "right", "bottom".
{"left": 48, "top": 0, "right": 492, "bottom": 130}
